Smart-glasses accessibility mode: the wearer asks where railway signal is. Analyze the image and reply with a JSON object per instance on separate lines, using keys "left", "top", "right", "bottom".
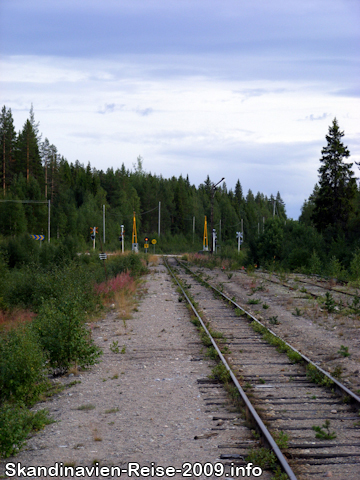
{"left": 236, "top": 231, "right": 243, "bottom": 252}
{"left": 212, "top": 228, "right": 217, "bottom": 253}
{"left": 203, "top": 216, "right": 208, "bottom": 251}
{"left": 132, "top": 212, "right": 138, "bottom": 253}
{"left": 90, "top": 226, "right": 98, "bottom": 249}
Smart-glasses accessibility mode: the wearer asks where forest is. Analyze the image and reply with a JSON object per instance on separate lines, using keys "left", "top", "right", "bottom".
{"left": 1, "top": 104, "right": 360, "bottom": 277}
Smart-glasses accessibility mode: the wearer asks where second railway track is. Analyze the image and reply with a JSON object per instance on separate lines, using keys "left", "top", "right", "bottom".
{"left": 165, "top": 257, "right": 360, "bottom": 480}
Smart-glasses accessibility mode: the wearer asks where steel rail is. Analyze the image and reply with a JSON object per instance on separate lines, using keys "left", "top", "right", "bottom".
{"left": 254, "top": 269, "right": 358, "bottom": 298}
{"left": 177, "top": 259, "right": 360, "bottom": 409}
{"left": 164, "top": 257, "right": 298, "bottom": 480}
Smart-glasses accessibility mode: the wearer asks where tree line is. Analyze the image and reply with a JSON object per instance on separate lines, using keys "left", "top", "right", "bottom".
{"left": 0, "top": 105, "right": 286, "bottom": 252}
{"left": 2, "top": 105, "right": 359, "bottom": 275}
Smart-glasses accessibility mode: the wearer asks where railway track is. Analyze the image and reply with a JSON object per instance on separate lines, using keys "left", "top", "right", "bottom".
{"left": 249, "top": 269, "right": 360, "bottom": 302}
{"left": 164, "top": 257, "right": 360, "bottom": 480}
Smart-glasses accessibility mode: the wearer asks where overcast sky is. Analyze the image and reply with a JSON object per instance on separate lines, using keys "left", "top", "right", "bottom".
{"left": 1, "top": 0, "right": 359, "bottom": 219}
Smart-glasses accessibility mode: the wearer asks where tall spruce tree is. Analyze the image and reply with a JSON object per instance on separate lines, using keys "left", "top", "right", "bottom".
{"left": 0, "top": 106, "right": 17, "bottom": 194}
{"left": 16, "top": 105, "right": 43, "bottom": 184}
{"left": 312, "top": 118, "right": 356, "bottom": 233}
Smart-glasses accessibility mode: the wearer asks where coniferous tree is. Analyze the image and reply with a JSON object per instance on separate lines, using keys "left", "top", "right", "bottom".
{"left": 312, "top": 119, "right": 356, "bottom": 233}
{"left": 0, "top": 106, "right": 17, "bottom": 194}
{"left": 16, "top": 108, "right": 43, "bottom": 184}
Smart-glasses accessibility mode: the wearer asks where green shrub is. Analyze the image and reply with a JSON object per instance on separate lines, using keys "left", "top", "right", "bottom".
{"left": 33, "top": 297, "right": 102, "bottom": 373}
{"left": 0, "top": 403, "right": 53, "bottom": 458}
{"left": 308, "top": 250, "right": 322, "bottom": 275}
{"left": 327, "top": 256, "right": 344, "bottom": 280}
{"left": 0, "top": 326, "right": 46, "bottom": 405}
{"left": 350, "top": 250, "right": 360, "bottom": 281}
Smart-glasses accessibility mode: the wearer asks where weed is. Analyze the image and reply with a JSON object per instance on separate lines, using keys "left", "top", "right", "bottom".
{"left": 338, "top": 345, "right": 350, "bottom": 357}
{"left": 209, "top": 328, "right": 225, "bottom": 339}
{"left": 273, "top": 430, "right": 289, "bottom": 449}
{"left": 120, "top": 346, "right": 126, "bottom": 354}
{"left": 110, "top": 341, "right": 119, "bottom": 354}
{"left": 66, "top": 380, "right": 81, "bottom": 388}
{"left": 293, "top": 307, "right": 301, "bottom": 316}
{"left": 227, "top": 273, "right": 233, "bottom": 280}
{"left": 251, "top": 285, "right": 265, "bottom": 294}
{"left": 206, "top": 346, "right": 219, "bottom": 360}
{"left": 262, "top": 303, "right": 269, "bottom": 309}
{"left": 269, "top": 315, "right": 280, "bottom": 325}
{"left": 259, "top": 378, "right": 266, "bottom": 384}
{"left": 104, "top": 407, "right": 119, "bottom": 414}
{"left": 287, "top": 350, "right": 302, "bottom": 364}
{"left": 271, "top": 466, "right": 289, "bottom": 480}
{"left": 77, "top": 404, "right": 96, "bottom": 411}
{"left": 331, "top": 365, "right": 342, "bottom": 379}
{"left": 245, "top": 447, "right": 277, "bottom": 470}
{"left": 248, "top": 298, "right": 261, "bottom": 305}
{"left": 209, "top": 363, "right": 231, "bottom": 383}
{"left": 190, "top": 317, "right": 201, "bottom": 327}
{"left": 110, "top": 374, "right": 119, "bottom": 380}
{"left": 235, "top": 308, "right": 243, "bottom": 316}
{"left": 199, "top": 328, "right": 212, "bottom": 347}
{"left": 306, "top": 364, "right": 334, "bottom": 387}
{"left": 220, "top": 346, "right": 231, "bottom": 354}
{"left": 312, "top": 420, "right": 336, "bottom": 440}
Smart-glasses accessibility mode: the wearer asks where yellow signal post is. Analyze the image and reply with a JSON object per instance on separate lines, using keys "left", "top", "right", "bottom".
{"left": 203, "top": 216, "right": 209, "bottom": 251}
{"left": 132, "top": 212, "right": 139, "bottom": 253}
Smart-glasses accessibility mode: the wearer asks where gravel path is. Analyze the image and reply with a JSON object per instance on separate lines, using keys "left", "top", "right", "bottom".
{"left": 1, "top": 262, "right": 270, "bottom": 480}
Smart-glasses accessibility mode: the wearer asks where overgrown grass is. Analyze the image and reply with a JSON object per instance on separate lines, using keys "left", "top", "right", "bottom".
{"left": 0, "top": 249, "right": 147, "bottom": 459}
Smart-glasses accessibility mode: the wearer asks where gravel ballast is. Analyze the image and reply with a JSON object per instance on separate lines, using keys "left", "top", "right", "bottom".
{"left": 0, "top": 262, "right": 271, "bottom": 480}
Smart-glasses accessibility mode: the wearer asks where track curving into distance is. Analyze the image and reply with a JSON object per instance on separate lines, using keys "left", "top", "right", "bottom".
{"left": 164, "top": 257, "right": 360, "bottom": 480}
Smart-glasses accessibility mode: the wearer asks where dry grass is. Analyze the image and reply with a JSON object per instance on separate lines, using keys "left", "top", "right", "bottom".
{"left": 148, "top": 255, "right": 159, "bottom": 266}
{"left": 114, "top": 285, "right": 137, "bottom": 320}
{"left": 92, "top": 428, "right": 102, "bottom": 442}
{"left": 0, "top": 308, "right": 36, "bottom": 331}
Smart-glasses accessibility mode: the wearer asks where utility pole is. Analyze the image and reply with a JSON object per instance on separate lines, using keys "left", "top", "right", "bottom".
{"left": 48, "top": 200, "right": 51, "bottom": 243}
{"left": 193, "top": 216, "right": 195, "bottom": 244}
{"left": 210, "top": 177, "right": 225, "bottom": 254}
{"left": 158, "top": 201, "right": 161, "bottom": 237}
{"left": 103, "top": 205, "right": 105, "bottom": 244}
{"left": 121, "top": 224, "right": 124, "bottom": 253}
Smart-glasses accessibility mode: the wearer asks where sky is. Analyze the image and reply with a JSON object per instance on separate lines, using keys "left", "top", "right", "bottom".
{"left": 1, "top": 0, "right": 359, "bottom": 219}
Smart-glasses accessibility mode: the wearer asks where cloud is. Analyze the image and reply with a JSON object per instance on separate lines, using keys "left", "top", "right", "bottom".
{"left": 300, "top": 113, "right": 331, "bottom": 122}
{"left": 97, "top": 103, "right": 118, "bottom": 114}
{"left": 136, "top": 107, "right": 154, "bottom": 116}
{"left": 332, "top": 87, "right": 360, "bottom": 98}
